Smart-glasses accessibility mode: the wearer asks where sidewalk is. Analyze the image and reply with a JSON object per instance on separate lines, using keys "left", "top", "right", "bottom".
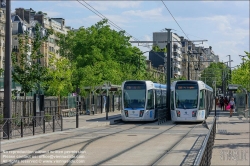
{"left": 210, "top": 109, "right": 250, "bottom": 165}
{"left": 0, "top": 111, "right": 122, "bottom": 145}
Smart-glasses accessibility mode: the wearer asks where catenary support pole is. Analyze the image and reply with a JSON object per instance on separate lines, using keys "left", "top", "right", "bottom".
{"left": 166, "top": 29, "right": 171, "bottom": 120}
{"left": 3, "top": 0, "right": 12, "bottom": 139}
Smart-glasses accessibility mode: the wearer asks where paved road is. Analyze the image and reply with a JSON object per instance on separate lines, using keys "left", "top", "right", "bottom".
{"left": 0, "top": 112, "right": 213, "bottom": 166}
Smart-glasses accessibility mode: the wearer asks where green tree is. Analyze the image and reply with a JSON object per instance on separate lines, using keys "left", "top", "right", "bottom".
{"left": 200, "top": 62, "right": 227, "bottom": 88}
{"left": 231, "top": 51, "right": 250, "bottom": 91}
{"left": 57, "top": 19, "right": 148, "bottom": 91}
{"left": 152, "top": 45, "right": 167, "bottom": 52}
{"left": 43, "top": 54, "right": 73, "bottom": 115}
{"left": 11, "top": 23, "right": 52, "bottom": 116}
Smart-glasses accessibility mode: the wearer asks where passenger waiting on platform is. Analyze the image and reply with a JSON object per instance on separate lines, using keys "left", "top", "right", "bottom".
{"left": 229, "top": 98, "right": 235, "bottom": 117}
{"left": 220, "top": 97, "right": 225, "bottom": 111}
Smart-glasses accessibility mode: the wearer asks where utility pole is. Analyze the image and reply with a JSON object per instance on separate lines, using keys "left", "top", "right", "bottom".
{"left": 3, "top": 0, "right": 12, "bottom": 138}
{"left": 166, "top": 28, "right": 171, "bottom": 120}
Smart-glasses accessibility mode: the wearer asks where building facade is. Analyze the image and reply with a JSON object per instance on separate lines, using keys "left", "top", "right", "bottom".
{"left": 151, "top": 31, "right": 220, "bottom": 80}
{"left": 152, "top": 32, "right": 182, "bottom": 78}
{"left": 12, "top": 8, "right": 71, "bottom": 67}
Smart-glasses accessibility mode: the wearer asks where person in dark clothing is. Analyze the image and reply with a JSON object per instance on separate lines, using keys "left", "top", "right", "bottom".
{"left": 220, "top": 97, "right": 225, "bottom": 111}
{"left": 224, "top": 97, "right": 229, "bottom": 109}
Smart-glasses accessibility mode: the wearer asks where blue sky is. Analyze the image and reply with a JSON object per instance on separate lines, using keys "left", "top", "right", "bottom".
{"left": 12, "top": 1, "right": 249, "bottom": 68}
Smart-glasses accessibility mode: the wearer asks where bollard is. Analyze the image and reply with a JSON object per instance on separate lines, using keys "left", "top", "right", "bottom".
{"left": 106, "top": 96, "right": 109, "bottom": 120}
{"left": 53, "top": 116, "right": 55, "bottom": 132}
{"left": 101, "top": 95, "right": 103, "bottom": 114}
{"left": 21, "top": 118, "right": 23, "bottom": 137}
{"left": 112, "top": 95, "right": 114, "bottom": 112}
{"left": 61, "top": 115, "right": 63, "bottom": 131}
{"left": 43, "top": 118, "right": 46, "bottom": 133}
{"left": 76, "top": 111, "right": 79, "bottom": 128}
{"left": 32, "top": 118, "right": 35, "bottom": 135}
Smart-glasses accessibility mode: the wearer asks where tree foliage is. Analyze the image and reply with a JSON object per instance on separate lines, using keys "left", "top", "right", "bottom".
{"left": 43, "top": 54, "right": 73, "bottom": 96}
{"left": 200, "top": 62, "right": 228, "bottom": 88}
{"left": 57, "top": 19, "right": 149, "bottom": 94}
{"left": 231, "top": 51, "right": 250, "bottom": 91}
{"left": 152, "top": 45, "right": 167, "bottom": 52}
{"left": 12, "top": 23, "right": 52, "bottom": 94}
{"left": 11, "top": 23, "right": 52, "bottom": 116}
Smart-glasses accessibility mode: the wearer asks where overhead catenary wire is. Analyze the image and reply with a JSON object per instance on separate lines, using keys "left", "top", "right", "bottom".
{"left": 77, "top": 0, "right": 166, "bottom": 61}
{"left": 161, "top": 0, "right": 190, "bottom": 41}
{"left": 77, "top": 0, "right": 140, "bottom": 42}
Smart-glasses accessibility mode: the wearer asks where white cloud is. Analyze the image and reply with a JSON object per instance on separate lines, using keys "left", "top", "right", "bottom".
{"left": 144, "top": 35, "right": 152, "bottom": 41}
{"left": 122, "top": 8, "right": 163, "bottom": 19}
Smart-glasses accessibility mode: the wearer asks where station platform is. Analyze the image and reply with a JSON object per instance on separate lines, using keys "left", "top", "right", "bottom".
{"left": 210, "top": 109, "right": 250, "bottom": 165}
{"left": 1, "top": 111, "right": 122, "bottom": 145}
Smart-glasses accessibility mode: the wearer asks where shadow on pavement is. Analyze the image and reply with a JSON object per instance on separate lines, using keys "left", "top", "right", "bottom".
{"left": 86, "top": 114, "right": 121, "bottom": 122}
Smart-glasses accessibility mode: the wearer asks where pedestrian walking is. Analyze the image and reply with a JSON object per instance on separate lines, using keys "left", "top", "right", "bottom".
{"left": 220, "top": 97, "right": 225, "bottom": 111}
{"left": 229, "top": 97, "right": 235, "bottom": 117}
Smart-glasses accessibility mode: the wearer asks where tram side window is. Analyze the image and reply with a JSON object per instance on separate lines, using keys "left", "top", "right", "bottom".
{"left": 155, "top": 90, "right": 161, "bottom": 108}
{"left": 162, "top": 90, "right": 166, "bottom": 106}
{"left": 199, "top": 90, "right": 205, "bottom": 110}
{"left": 147, "top": 90, "right": 154, "bottom": 109}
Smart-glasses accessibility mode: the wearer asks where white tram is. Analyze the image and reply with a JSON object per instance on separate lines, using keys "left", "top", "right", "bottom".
{"left": 121, "top": 80, "right": 167, "bottom": 121}
{"left": 171, "top": 80, "right": 213, "bottom": 122}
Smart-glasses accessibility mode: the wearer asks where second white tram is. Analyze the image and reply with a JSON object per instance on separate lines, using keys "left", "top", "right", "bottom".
{"left": 171, "top": 80, "right": 213, "bottom": 122}
{"left": 121, "top": 80, "right": 168, "bottom": 121}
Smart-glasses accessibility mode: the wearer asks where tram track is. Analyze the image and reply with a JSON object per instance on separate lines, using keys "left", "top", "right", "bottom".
{"left": 85, "top": 123, "right": 199, "bottom": 166}
{"left": 91, "top": 124, "right": 177, "bottom": 166}
{"left": 2, "top": 122, "right": 148, "bottom": 166}
{"left": 2, "top": 122, "right": 124, "bottom": 152}
{"left": 150, "top": 123, "right": 200, "bottom": 166}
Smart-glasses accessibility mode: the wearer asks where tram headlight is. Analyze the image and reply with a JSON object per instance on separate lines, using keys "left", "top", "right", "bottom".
{"left": 124, "top": 110, "right": 128, "bottom": 117}
{"left": 192, "top": 111, "right": 197, "bottom": 117}
{"left": 139, "top": 110, "right": 144, "bottom": 117}
{"left": 176, "top": 110, "right": 180, "bottom": 117}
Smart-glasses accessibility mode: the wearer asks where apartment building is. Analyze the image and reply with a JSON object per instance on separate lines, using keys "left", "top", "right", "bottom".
{"left": 151, "top": 31, "right": 220, "bottom": 80}
{"left": 13, "top": 8, "right": 71, "bottom": 66}
{"left": 151, "top": 32, "right": 182, "bottom": 78}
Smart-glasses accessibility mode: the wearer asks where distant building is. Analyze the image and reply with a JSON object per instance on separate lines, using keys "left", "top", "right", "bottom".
{"left": 13, "top": 8, "right": 71, "bottom": 67}
{"left": 152, "top": 32, "right": 182, "bottom": 78}
{"left": 152, "top": 31, "right": 221, "bottom": 80}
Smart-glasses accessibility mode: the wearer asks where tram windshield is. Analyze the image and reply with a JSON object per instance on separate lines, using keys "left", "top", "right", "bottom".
{"left": 175, "top": 84, "right": 198, "bottom": 109}
{"left": 123, "top": 84, "right": 146, "bottom": 109}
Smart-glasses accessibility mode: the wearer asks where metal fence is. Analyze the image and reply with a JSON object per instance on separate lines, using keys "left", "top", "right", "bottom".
{"left": 0, "top": 96, "right": 86, "bottom": 117}
{"left": 0, "top": 115, "right": 62, "bottom": 140}
{"left": 194, "top": 116, "right": 216, "bottom": 166}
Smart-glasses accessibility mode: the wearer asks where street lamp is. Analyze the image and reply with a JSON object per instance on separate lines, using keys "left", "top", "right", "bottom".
{"left": 239, "top": 55, "right": 247, "bottom": 65}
